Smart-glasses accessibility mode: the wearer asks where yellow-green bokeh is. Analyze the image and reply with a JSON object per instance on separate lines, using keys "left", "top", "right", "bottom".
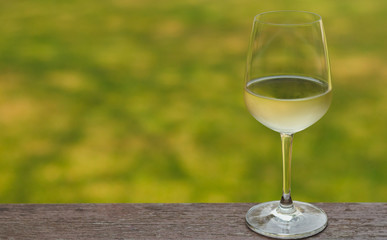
{"left": 0, "top": 0, "right": 385, "bottom": 203}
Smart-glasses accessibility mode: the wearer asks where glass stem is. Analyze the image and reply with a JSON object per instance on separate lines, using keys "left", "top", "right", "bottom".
{"left": 279, "top": 133, "right": 295, "bottom": 213}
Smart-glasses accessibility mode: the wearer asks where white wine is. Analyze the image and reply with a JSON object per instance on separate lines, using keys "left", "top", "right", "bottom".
{"left": 244, "top": 75, "right": 331, "bottom": 134}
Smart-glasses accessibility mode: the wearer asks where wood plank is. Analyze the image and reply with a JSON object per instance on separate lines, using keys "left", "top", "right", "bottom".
{"left": 0, "top": 203, "right": 385, "bottom": 239}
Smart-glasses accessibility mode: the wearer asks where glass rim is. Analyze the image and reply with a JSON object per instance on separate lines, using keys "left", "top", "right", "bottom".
{"left": 253, "top": 10, "right": 322, "bottom": 26}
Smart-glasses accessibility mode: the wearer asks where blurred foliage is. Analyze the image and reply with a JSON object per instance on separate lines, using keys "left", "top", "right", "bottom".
{"left": 0, "top": 0, "right": 385, "bottom": 203}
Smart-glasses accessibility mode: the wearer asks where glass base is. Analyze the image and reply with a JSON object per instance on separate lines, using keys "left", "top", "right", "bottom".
{"left": 246, "top": 201, "right": 327, "bottom": 239}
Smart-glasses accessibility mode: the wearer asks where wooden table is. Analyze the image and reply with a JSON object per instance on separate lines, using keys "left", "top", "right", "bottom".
{"left": 0, "top": 203, "right": 385, "bottom": 239}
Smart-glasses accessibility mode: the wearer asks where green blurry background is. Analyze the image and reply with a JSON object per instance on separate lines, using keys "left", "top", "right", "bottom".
{"left": 0, "top": 0, "right": 385, "bottom": 203}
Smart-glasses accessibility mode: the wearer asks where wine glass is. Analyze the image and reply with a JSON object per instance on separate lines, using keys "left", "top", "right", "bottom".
{"left": 244, "top": 11, "right": 332, "bottom": 239}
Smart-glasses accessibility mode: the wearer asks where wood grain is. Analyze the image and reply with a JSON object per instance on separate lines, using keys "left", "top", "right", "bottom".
{"left": 0, "top": 203, "right": 385, "bottom": 239}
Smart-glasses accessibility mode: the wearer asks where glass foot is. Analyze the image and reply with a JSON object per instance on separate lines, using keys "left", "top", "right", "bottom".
{"left": 246, "top": 201, "right": 327, "bottom": 239}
